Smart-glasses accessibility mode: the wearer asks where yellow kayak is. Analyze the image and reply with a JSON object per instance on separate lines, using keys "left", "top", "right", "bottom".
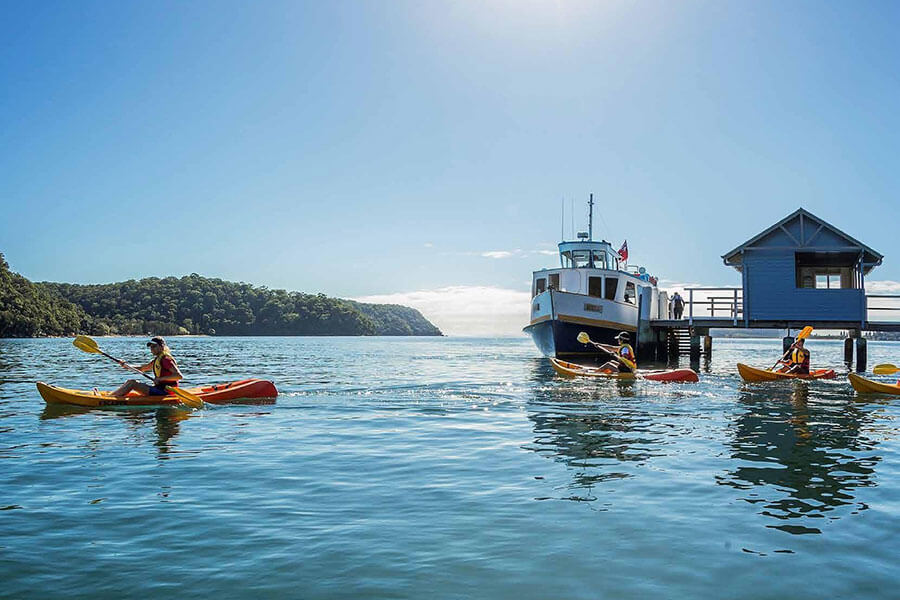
{"left": 848, "top": 373, "right": 900, "bottom": 395}
{"left": 737, "top": 363, "right": 837, "bottom": 382}
{"left": 550, "top": 358, "right": 699, "bottom": 383}
{"left": 36, "top": 379, "right": 278, "bottom": 407}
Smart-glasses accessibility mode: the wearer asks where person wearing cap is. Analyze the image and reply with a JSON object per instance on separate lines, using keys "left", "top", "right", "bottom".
{"left": 596, "top": 332, "right": 637, "bottom": 374}
{"left": 111, "top": 337, "right": 184, "bottom": 397}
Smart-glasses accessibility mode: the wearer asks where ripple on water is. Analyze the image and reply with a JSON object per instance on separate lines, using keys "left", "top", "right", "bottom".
{"left": 2, "top": 337, "right": 900, "bottom": 598}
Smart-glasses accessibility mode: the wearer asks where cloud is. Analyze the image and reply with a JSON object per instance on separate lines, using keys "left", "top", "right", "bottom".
{"left": 353, "top": 286, "right": 531, "bottom": 336}
{"left": 866, "top": 280, "right": 900, "bottom": 293}
{"left": 481, "top": 251, "right": 515, "bottom": 259}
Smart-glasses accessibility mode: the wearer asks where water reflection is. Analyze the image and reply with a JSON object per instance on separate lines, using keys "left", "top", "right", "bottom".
{"left": 524, "top": 359, "right": 660, "bottom": 501}
{"left": 40, "top": 405, "right": 193, "bottom": 457}
{"left": 717, "top": 384, "right": 881, "bottom": 535}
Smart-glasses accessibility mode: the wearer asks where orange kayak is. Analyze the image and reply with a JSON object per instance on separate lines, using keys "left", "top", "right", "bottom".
{"left": 37, "top": 379, "right": 278, "bottom": 407}
{"left": 550, "top": 358, "right": 699, "bottom": 383}
{"left": 737, "top": 363, "right": 836, "bottom": 382}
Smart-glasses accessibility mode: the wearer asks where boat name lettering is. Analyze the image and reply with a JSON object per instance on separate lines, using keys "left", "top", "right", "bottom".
{"left": 532, "top": 303, "right": 540, "bottom": 312}
{"left": 584, "top": 303, "right": 603, "bottom": 313}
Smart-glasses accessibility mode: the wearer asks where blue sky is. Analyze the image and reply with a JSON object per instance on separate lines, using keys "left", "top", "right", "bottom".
{"left": 2, "top": 1, "right": 899, "bottom": 333}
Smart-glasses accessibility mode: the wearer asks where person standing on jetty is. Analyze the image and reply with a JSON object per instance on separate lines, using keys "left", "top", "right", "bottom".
{"left": 596, "top": 332, "right": 637, "bottom": 374}
{"left": 111, "top": 337, "right": 183, "bottom": 397}
{"left": 671, "top": 291, "right": 685, "bottom": 319}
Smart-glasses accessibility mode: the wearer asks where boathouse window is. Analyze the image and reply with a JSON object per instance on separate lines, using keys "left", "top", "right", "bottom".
{"left": 549, "top": 273, "right": 560, "bottom": 290}
{"left": 588, "top": 277, "right": 603, "bottom": 297}
{"left": 534, "top": 278, "right": 546, "bottom": 296}
{"left": 624, "top": 282, "right": 636, "bottom": 304}
{"left": 795, "top": 252, "right": 858, "bottom": 289}
{"left": 604, "top": 277, "right": 618, "bottom": 301}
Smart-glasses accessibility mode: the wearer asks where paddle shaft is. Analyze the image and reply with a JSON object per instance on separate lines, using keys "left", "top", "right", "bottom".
{"left": 93, "top": 348, "right": 155, "bottom": 382}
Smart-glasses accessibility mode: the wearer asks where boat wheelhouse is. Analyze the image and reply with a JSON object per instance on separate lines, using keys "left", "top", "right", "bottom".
{"left": 523, "top": 198, "right": 666, "bottom": 358}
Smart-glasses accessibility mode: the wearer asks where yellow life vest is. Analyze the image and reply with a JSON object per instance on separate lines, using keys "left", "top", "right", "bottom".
{"left": 618, "top": 344, "right": 636, "bottom": 371}
{"left": 153, "top": 350, "right": 177, "bottom": 379}
{"left": 790, "top": 348, "right": 808, "bottom": 365}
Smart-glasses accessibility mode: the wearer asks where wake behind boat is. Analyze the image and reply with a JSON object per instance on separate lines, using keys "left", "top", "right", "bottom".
{"left": 524, "top": 195, "right": 668, "bottom": 358}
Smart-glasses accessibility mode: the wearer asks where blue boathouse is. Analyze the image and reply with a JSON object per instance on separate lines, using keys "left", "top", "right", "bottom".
{"left": 649, "top": 208, "right": 897, "bottom": 370}
{"left": 722, "top": 208, "right": 883, "bottom": 327}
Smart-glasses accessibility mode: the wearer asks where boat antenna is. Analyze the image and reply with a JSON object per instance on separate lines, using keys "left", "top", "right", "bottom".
{"left": 560, "top": 197, "right": 564, "bottom": 241}
{"left": 588, "top": 193, "right": 593, "bottom": 241}
{"left": 570, "top": 197, "right": 575, "bottom": 240}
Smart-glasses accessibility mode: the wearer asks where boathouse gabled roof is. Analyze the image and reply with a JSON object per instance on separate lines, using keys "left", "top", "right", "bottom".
{"left": 722, "top": 208, "right": 883, "bottom": 274}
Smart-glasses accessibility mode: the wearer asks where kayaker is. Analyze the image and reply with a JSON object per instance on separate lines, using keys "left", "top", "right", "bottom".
{"left": 596, "top": 332, "right": 637, "bottom": 374}
{"left": 111, "top": 337, "right": 183, "bottom": 397}
{"left": 778, "top": 338, "right": 810, "bottom": 375}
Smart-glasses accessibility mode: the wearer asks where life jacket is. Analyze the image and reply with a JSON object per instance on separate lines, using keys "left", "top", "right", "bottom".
{"left": 153, "top": 350, "right": 179, "bottom": 386}
{"left": 618, "top": 344, "right": 636, "bottom": 371}
{"left": 789, "top": 347, "right": 810, "bottom": 372}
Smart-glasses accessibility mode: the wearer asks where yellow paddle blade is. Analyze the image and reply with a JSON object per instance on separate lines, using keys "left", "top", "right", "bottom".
{"left": 796, "top": 326, "right": 814, "bottom": 340}
{"left": 576, "top": 332, "right": 591, "bottom": 344}
{"left": 873, "top": 364, "right": 900, "bottom": 375}
{"left": 73, "top": 335, "right": 101, "bottom": 354}
{"left": 167, "top": 386, "right": 203, "bottom": 409}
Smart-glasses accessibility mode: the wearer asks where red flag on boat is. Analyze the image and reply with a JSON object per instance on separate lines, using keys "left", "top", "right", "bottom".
{"left": 617, "top": 241, "right": 628, "bottom": 263}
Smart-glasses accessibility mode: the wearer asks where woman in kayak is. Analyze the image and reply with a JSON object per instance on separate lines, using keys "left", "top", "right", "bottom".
{"left": 778, "top": 338, "right": 810, "bottom": 375}
{"left": 596, "top": 332, "right": 637, "bottom": 374}
{"left": 111, "top": 337, "right": 184, "bottom": 397}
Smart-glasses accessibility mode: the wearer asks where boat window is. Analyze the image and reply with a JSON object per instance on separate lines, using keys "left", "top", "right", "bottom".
{"left": 604, "top": 277, "right": 618, "bottom": 301}
{"left": 534, "top": 278, "right": 546, "bottom": 296}
{"left": 591, "top": 251, "right": 608, "bottom": 270}
{"left": 561, "top": 251, "right": 572, "bottom": 268}
{"left": 624, "top": 281, "right": 636, "bottom": 304}
{"left": 570, "top": 250, "right": 590, "bottom": 268}
{"left": 549, "top": 273, "right": 560, "bottom": 290}
{"left": 588, "top": 277, "right": 603, "bottom": 297}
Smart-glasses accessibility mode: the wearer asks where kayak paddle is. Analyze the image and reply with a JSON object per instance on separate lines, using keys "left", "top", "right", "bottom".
{"left": 873, "top": 363, "right": 900, "bottom": 375}
{"left": 72, "top": 335, "right": 203, "bottom": 409}
{"left": 769, "top": 326, "right": 813, "bottom": 371}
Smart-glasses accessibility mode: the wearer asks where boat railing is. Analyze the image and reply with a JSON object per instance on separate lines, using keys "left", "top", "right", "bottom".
{"left": 866, "top": 294, "right": 900, "bottom": 323}
{"left": 682, "top": 287, "right": 744, "bottom": 325}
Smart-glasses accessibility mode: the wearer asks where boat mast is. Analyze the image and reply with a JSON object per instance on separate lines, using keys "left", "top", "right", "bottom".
{"left": 588, "top": 193, "right": 593, "bottom": 241}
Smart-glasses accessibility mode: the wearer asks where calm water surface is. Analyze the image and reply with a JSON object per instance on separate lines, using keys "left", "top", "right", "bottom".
{"left": 2, "top": 336, "right": 899, "bottom": 598}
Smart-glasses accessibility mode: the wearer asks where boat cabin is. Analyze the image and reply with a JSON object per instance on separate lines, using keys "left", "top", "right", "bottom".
{"left": 532, "top": 240, "right": 650, "bottom": 306}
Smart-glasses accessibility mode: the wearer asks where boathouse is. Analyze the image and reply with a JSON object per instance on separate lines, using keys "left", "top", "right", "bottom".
{"left": 649, "top": 208, "right": 897, "bottom": 371}
{"left": 722, "top": 208, "right": 883, "bottom": 327}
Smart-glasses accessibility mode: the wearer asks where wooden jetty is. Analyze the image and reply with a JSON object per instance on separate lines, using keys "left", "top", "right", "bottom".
{"left": 645, "top": 208, "right": 900, "bottom": 371}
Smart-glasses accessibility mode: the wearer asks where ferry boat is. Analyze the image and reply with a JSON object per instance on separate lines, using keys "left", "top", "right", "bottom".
{"left": 524, "top": 196, "right": 665, "bottom": 358}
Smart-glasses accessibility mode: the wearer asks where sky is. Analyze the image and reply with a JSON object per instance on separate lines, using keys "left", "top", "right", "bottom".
{"left": 2, "top": 1, "right": 899, "bottom": 335}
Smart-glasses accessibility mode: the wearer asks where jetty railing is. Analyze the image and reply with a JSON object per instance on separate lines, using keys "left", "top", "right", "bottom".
{"left": 866, "top": 294, "right": 900, "bottom": 323}
{"left": 682, "top": 287, "right": 743, "bottom": 325}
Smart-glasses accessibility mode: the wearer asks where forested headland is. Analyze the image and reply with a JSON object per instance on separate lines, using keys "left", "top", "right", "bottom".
{"left": 0, "top": 253, "right": 441, "bottom": 338}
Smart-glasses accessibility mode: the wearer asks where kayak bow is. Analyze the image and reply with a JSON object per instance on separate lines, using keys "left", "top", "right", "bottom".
{"left": 550, "top": 358, "right": 699, "bottom": 383}
{"left": 737, "top": 363, "right": 836, "bottom": 382}
{"left": 36, "top": 379, "right": 278, "bottom": 408}
{"left": 848, "top": 373, "right": 900, "bottom": 395}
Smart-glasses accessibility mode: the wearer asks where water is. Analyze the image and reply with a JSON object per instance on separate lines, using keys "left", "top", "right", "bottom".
{"left": 2, "top": 336, "right": 900, "bottom": 598}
